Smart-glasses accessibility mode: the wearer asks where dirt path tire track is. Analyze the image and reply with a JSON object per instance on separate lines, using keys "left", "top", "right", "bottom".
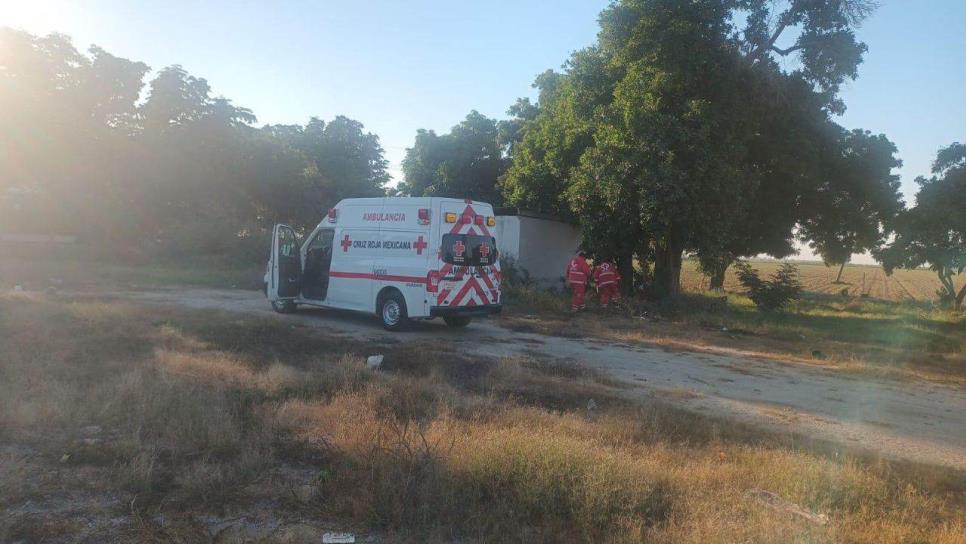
{"left": 115, "top": 287, "right": 966, "bottom": 471}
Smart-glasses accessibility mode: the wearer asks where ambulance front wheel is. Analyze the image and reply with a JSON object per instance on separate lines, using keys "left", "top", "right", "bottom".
{"left": 271, "top": 300, "right": 297, "bottom": 313}
{"left": 443, "top": 316, "right": 472, "bottom": 328}
{"left": 379, "top": 291, "right": 409, "bottom": 331}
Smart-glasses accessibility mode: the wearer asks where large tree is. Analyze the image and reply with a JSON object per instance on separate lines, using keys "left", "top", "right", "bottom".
{"left": 504, "top": 0, "right": 878, "bottom": 296}
{"left": 400, "top": 111, "right": 507, "bottom": 205}
{"left": 877, "top": 143, "right": 966, "bottom": 310}
{"left": 262, "top": 116, "right": 391, "bottom": 227}
{"left": 0, "top": 29, "right": 149, "bottom": 237}
{"left": 798, "top": 128, "right": 903, "bottom": 283}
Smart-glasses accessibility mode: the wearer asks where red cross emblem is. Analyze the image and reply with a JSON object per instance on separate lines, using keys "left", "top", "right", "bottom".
{"left": 340, "top": 234, "right": 352, "bottom": 252}
{"left": 452, "top": 240, "right": 465, "bottom": 258}
{"left": 479, "top": 244, "right": 491, "bottom": 258}
{"left": 414, "top": 235, "right": 428, "bottom": 255}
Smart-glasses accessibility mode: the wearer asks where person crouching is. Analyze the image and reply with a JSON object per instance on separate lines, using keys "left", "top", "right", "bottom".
{"left": 593, "top": 258, "right": 621, "bottom": 308}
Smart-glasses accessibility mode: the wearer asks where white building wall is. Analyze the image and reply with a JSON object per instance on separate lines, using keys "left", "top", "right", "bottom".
{"left": 494, "top": 216, "right": 521, "bottom": 263}
{"left": 495, "top": 214, "right": 581, "bottom": 289}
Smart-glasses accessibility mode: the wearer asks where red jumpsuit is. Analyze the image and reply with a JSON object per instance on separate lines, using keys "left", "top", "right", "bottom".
{"left": 594, "top": 261, "right": 621, "bottom": 307}
{"left": 566, "top": 255, "right": 592, "bottom": 311}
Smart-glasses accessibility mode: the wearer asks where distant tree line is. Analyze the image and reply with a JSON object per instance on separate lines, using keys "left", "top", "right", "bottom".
{"left": 0, "top": 28, "right": 389, "bottom": 261}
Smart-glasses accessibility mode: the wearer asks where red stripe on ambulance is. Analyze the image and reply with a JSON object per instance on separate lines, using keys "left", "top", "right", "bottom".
{"left": 330, "top": 271, "right": 428, "bottom": 284}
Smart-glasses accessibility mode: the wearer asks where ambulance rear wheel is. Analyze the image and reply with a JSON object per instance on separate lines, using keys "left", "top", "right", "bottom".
{"left": 272, "top": 300, "right": 297, "bottom": 313}
{"left": 443, "top": 316, "right": 472, "bottom": 328}
{"left": 379, "top": 291, "right": 408, "bottom": 331}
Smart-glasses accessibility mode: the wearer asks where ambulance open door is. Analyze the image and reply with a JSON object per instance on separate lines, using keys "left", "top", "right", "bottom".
{"left": 268, "top": 224, "right": 301, "bottom": 301}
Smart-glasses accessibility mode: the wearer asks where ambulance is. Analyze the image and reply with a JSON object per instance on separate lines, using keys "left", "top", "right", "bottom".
{"left": 264, "top": 197, "right": 502, "bottom": 330}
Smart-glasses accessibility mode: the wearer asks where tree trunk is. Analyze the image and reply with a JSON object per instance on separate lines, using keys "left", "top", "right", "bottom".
{"left": 938, "top": 268, "right": 957, "bottom": 308}
{"left": 710, "top": 267, "right": 725, "bottom": 290}
{"left": 623, "top": 235, "right": 652, "bottom": 297}
{"left": 708, "top": 256, "right": 732, "bottom": 290}
{"left": 653, "top": 235, "right": 683, "bottom": 298}
{"left": 934, "top": 267, "right": 966, "bottom": 311}
{"left": 835, "top": 261, "right": 847, "bottom": 283}
{"left": 618, "top": 249, "right": 635, "bottom": 297}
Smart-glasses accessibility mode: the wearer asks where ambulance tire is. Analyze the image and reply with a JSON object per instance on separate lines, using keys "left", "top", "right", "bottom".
{"left": 271, "top": 300, "right": 297, "bottom": 313}
{"left": 379, "top": 290, "right": 409, "bottom": 331}
{"left": 443, "top": 316, "right": 472, "bottom": 328}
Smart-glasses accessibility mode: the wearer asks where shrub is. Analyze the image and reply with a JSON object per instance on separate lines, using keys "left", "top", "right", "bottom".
{"left": 734, "top": 261, "right": 802, "bottom": 312}
{"left": 499, "top": 255, "right": 533, "bottom": 288}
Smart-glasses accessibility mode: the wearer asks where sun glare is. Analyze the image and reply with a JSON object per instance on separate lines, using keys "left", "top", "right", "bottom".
{"left": 0, "top": 1, "right": 81, "bottom": 37}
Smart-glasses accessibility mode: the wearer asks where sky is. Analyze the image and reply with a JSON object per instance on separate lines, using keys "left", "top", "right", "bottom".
{"left": 3, "top": 0, "right": 964, "bottom": 262}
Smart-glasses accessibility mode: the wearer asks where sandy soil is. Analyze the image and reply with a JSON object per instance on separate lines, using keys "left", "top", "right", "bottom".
{"left": 115, "top": 287, "right": 966, "bottom": 471}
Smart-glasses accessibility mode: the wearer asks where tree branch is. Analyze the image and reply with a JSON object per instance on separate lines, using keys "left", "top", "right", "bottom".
{"left": 771, "top": 44, "right": 803, "bottom": 56}
{"left": 745, "top": 1, "right": 801, "bottom": 65}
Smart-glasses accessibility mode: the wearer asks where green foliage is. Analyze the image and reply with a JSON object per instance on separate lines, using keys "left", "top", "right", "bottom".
{"left": 498, "top": 256, "right": 533, "bottom": 288}
{"left": 502, "top": 0, "right": 879, "bottom": 297}
{"left": 399, "top": 111, "right": 507, "bottom": 205}
{"left": 0, "top": 28, "right": 389, "bottom": 260}
{"left": 877, "top": 143, "right": 966, "bottom": 309}
{"left": 798, "top": 129, "right": 904, "bottom": 270}
{"left": 734, "top": 261, "right": 802, "bottom": 312}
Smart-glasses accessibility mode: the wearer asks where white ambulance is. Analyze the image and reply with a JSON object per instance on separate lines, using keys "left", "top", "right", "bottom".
{"left": 264, "top": 197, "right": 502, "bottom": 330}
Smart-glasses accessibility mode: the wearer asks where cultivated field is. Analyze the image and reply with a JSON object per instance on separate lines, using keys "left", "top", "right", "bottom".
{"left": 680, "top": 259, "right": 964, "bottom": 302}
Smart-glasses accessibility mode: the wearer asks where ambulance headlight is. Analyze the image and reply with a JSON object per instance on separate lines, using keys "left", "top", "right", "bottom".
{"left": 445, "top": 212, "right": 457, "bottom": 223}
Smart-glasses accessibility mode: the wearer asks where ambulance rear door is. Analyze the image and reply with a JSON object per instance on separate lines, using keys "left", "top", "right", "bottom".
{"left": 433, "top": 200, "right": 501, "bottom": 308}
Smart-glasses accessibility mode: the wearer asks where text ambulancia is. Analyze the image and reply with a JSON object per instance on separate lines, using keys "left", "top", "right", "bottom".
{"left": 264, "top": 197, "right": 502, "bottom": 330}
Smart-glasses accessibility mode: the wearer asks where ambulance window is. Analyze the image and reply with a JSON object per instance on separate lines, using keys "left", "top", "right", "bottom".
{"left": 306, "top": 230, "right": 332, "bottom": 253}
{"left": 279, "top": 228, "right": 299, "bottom": 258}
{"left": 441, "top": 234, "right": 498, "bottom": 266}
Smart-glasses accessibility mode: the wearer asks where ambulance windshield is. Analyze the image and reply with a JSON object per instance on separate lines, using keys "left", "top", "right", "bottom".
{"left": 441, "top": 234, "right": 498, "bottom": 267}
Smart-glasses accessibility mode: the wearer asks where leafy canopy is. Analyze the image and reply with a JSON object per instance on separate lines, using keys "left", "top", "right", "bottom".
{"left": 400, "top": 111, "right": 509, "bottom": 205}
{"left": 877, "top": 143, "right": 966, "bottom": 308}
{"left": 798, "top": 128, "right": 903, "bottom": 269}
{"left": 503, "top": 0, "right": 878, "bottom": 295}
{"left": 0, "top": 28, "right": 390, "bottom": 259}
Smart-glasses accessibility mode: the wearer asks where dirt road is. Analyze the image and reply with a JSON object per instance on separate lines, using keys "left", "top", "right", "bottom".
{"left": 120, "top": 287, "right": 966, "bottom": 471}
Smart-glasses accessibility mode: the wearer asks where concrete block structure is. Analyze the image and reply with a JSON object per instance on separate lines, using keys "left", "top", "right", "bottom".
{"left": 494, "top": 208, "right": 581, "bottom": 289}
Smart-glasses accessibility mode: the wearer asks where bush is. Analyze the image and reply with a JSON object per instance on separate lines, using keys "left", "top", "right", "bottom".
{"left": 734, "top": 261, "right": 802, "bottom": 312}
{"left": 499, "top": 256, "right": 533, "bottom": 288}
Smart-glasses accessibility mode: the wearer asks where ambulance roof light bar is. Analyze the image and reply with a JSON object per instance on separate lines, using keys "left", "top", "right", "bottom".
{"left": 327, "top": 208, "right": 338, "bottom": 223}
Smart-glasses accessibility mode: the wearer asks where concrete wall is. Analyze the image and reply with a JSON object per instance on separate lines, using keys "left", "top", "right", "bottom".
{"left": 494, "top": 216, "right": 521, "bottom": 263}
{"left": 495, "top": 214, "right": 581, "bottom": 289}
{"left": 0, "top": 234, "right": 76, "bottom": 244}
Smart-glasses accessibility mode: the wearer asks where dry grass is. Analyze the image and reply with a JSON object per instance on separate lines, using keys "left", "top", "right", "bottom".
{"left": 501, "top": 276, "right": 966, "bottom": 385}
{"left": 679, "top": 259, "right": 966, "bottom": 303}
{"left": 0, "top": 252, "right": 265, "bottom": 291}
{"left": 1, "top": 292, "right": 965, "bottom": 543}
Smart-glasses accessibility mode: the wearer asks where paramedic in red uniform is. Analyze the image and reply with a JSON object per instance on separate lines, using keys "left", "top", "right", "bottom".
{"left": 593, "top": 258, "right": 621, "bottom": 308}
{"left": 566, "top": 250, "right": 592, "bottom": 312}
